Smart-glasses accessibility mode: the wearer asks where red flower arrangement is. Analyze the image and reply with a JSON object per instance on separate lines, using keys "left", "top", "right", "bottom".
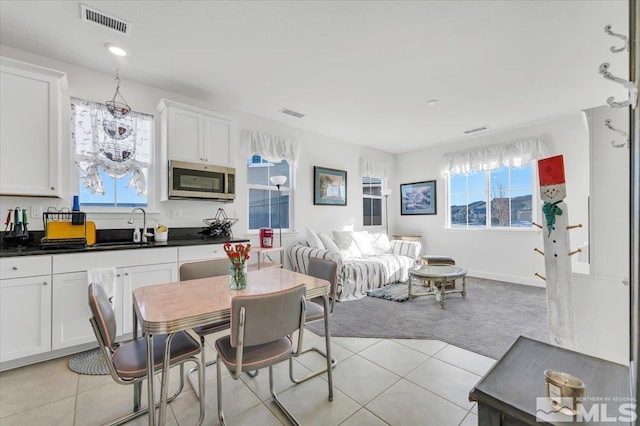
{"left": 224, "top": 242, "right": 251, "bottom": 266}
{"left": 224, "top": 242, "right": 251, "bottom": 290}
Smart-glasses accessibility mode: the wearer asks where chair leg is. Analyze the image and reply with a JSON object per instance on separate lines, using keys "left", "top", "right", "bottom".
{"left": 270, "top": 363, "right": 301, "bottom": 426}
{"left": 217, "top": 353, "right": 227, "bottom": 426}
{"left": 187, "top": 335, "right": 216, "bottom": 400}
{"left": 110, "top": 360, "right": 194, "bottom": 426}
{"left": 289, "top": 306, "right": 337, "bottom": 391}
{"left": 289, "top": 346, "right": 337, "bottom": 383}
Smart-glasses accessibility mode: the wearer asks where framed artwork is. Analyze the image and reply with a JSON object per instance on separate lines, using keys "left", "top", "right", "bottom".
{"left": 314, "top": 166, "right": 347, "bottom": 206}
{"left": 400, "top": 180, "right": 437, "bottom": 215}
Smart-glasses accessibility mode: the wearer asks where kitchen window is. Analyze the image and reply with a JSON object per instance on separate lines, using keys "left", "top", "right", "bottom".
{"left": 363, "top": 177, "right": 383, "bottom": 226}
{"left": 71, "top": 98, "right": 152, "bottom": 208}
{"left": 247, "top": 155, "right": 291, "bottom": 231}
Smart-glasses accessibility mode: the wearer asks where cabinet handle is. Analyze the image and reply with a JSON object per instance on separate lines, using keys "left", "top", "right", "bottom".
{"left": 12, "top": 266, "right": 18, "bottom": 270}
{"left": 124, "top": 272, "right": 129, "bottom": 276}
{"left": 51, "top": 187, "right": 55, "bottom": 190}
{"left": 43, "top": 281, "right": 48, "bottom": 286}
{"left": 116, "top": 274, "right": 121, "bottom": 277}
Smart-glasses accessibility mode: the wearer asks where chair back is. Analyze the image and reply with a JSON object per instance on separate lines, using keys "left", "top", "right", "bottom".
{"left": 308, "top": 257, "right": 338, "bottom": 311}
{"left": 88, "top": 282, "right": 117, "bottom": 349}
{"left": 230, "top": 284, "right": 306, "bottom": 348}
{"left": 180, "top": 258, "right": 229, "bottom": 281}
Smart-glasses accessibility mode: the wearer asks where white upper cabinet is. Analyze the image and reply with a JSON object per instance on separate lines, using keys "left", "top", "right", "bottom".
{"left": 0, "top": 57, "right": 67, "bottom": 197}
{"left": 157, "top": 99, "right": 234, "bottom": 167}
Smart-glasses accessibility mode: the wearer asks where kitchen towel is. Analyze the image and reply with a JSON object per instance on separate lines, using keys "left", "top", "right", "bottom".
{"left": 87, "top": 267, "right": 116, "bottom": 308}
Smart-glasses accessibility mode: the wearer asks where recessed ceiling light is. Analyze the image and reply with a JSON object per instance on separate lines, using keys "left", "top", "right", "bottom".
{"left": 426, "top": 99, "right": 439, "bottom": 106}
{"left": 105, "top": 43, "right": 127, "bottom": 57}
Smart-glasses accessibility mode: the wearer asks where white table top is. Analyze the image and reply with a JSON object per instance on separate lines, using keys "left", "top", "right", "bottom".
{"left": 409, "top": 264, "right": 468, "bottom": 279}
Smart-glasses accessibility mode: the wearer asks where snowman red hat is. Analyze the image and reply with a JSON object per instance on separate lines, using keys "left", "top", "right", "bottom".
{"left": 538, "top": 155, "right": 566, "bottom": 204}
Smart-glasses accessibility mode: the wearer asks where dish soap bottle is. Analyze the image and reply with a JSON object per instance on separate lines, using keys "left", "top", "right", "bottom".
{"left": 133, "top": 227, "right": 141, "bottom": 243}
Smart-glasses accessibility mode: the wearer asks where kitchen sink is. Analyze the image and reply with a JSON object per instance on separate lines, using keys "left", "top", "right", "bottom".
{"left": 91, "top": 241, "right": 153, "bottom": 248}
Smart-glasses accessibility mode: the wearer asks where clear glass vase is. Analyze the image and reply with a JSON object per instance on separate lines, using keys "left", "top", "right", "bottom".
{"left": 229, "top": 262, "right": 248, "bottom": 290}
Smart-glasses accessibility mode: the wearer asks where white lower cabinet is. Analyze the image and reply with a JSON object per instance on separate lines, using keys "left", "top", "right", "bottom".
{"left": 51, "top": 271, "right": 123, "bottom": 350}
{"left": 121, "top": 263, "right": 177, "bottom": 335}
{"left": 51, "top": 248, "right": 178, "bottom": 351}
{"left": 0, "top": 275, "right": 52, "bottom": 362}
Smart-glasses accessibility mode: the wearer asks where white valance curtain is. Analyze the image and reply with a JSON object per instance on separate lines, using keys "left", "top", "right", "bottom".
{"left": 244, "top": 131, "right": 299, "bottom": 166}
{"left": 442, "top": 138, "right": 546, "bottom": 175}
{"left": 359, "top": 157, "right": 390, "bottom": 179}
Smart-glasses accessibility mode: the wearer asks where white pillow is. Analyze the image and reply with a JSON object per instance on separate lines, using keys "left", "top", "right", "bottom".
{"left": 370, "top": 233, "right": 392, "bottom": 255}
{"left": 351, "top": 231, "right": 375, "bottom": 256}
{"left": 332, "top": 230, "right": 362, "bottom": 258}
{"left": 318, "top": 233, "right": 340, "bottom": 254}
{"left": 305, "top": 226, "right": 324, "bottom": 249}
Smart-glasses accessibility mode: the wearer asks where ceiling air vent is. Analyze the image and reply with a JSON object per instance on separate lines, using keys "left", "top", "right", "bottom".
{"left": 280, "top": 108, "right": 305, "bottom": 119}
{"left": 463, "top": 126, "right": 488, "bottom": 134}
{"left": 80, "top": 4, "right": 130, "bottom": 35}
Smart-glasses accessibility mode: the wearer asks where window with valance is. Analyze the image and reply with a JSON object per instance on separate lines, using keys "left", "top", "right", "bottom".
{"left": 443, "top": 139, "right": 546, "bottom": 229}
{"left": 244, "top": 131, "right": 299, "bottom": 231}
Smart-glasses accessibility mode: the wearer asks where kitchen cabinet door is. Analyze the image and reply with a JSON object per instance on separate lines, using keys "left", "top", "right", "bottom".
{"left": 52, "top": 271, "right": 124, "bottom": 350}
{"left": 159, "top": 98, "right": 234, "bottom": 166}
{"left": 203, "top": 115, "right": 233, "bottom": 167}
{"left": 0, "top": 275, "right": 52, "bottom": 362}
{"left": 167, "top": 107, "right": 204, "bottom": 163}
{"left": 0, "top": 57, "right": 67, "bottom": 197}
{"left": 121, "top": 262, "right": 177, "bottom": 335}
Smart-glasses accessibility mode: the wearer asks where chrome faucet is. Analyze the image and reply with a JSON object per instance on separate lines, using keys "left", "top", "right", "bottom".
{"left": 127, "top": 208, "right": 152, "bottom": 243}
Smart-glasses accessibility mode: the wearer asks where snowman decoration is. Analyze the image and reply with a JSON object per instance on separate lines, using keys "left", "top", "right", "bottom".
{"left": 537, "top": 155, "right": 577, "bottom": 350}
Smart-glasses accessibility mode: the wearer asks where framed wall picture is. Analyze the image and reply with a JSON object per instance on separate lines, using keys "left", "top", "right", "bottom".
{"left": 314, "top": 166, "right": 347, "bottom": 206}
{"left": 400, "top": 180, "right": 437, "bottom": 215}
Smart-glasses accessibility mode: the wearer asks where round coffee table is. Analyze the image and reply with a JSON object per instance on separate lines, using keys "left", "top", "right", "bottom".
{"left": 408, "top": 264, "right": 468, "bottom": 308}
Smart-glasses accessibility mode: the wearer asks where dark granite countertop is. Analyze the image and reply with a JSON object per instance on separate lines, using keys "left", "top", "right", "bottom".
{"left": 1, "top": 227, "right": 249, "bottom": 258}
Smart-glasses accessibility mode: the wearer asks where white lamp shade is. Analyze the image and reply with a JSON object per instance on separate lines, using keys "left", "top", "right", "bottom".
{"left": 270, "top": 175, "right": 287, "bottom": 186}
{"left": 381, "top": 189, "right": 392, "bottom": 196}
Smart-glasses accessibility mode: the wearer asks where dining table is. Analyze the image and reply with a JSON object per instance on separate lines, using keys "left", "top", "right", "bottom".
{"left": 132, "top": 267, "right": 333, "bottom": 426}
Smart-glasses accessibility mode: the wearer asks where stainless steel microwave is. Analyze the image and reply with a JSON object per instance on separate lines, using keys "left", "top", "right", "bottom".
{"left": 168, "top": 160, "right": 235, "bottom": 201}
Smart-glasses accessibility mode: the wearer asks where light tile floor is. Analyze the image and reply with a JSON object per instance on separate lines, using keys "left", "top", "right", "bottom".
{"left": 0, "top": 329, "right": 495, "bottom": 425}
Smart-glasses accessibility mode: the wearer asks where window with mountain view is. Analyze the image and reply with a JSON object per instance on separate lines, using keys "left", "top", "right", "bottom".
{"left": 448, "top": 164, "right": 533, "bottom": 229}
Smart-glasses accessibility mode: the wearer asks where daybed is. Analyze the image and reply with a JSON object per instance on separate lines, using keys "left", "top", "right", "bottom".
{"left": 288, "top": 230, "right": 421, "bottom": 301}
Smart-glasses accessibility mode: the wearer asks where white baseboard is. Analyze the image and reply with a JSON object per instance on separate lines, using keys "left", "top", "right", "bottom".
{"left": 466, "top": 269, "right": 546, "bottom": 288}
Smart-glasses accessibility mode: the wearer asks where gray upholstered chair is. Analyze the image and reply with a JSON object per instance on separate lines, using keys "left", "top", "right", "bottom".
{"left": 179, "top": 258, "right": 232, "bottom": 396}
{"left": 87, "top": 282, "right": 204, "bottom": 425}
{"left": 215, "top": 284, "right": 307, "bottom": 426}
{"left": 289, "top": 256, "right": 338, "bottom": 384}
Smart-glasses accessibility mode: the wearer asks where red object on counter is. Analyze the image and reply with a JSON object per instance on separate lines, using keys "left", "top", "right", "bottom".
{"left": 260, "top": 228, "right": 273, "bottom": 248}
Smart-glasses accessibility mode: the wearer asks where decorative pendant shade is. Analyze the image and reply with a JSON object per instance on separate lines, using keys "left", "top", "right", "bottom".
{"left": 105, "top": 69, "right": 131, "bottom": 119}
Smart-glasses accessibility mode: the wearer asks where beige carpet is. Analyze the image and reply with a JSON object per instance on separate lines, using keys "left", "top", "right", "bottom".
{"left": 307, "top": 277, "right": 548, "bottom": 359}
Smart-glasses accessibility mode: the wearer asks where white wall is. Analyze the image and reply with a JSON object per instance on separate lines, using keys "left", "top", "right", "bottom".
{"left": 0, "top": 45, "right": 394, "bottom": 252}
{"left": 395, "top": 113, "right": 591, "bottom": 286}
{"left": 585, "top": 105, "right": 629, "bottom": 279}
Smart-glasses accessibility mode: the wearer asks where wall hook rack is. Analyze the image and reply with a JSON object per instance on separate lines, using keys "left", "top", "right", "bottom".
{"left": 604, "top": 25, "right": 629, "bottom": 53}
{"left": 604, "top": 119, "right": 629, "bottom": 148}
{"left": 599, "top": 63, "right": 638, "bottom": 109}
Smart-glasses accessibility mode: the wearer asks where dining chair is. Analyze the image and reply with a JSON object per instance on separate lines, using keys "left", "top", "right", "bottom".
{"left": 215, "top": 284, "right": 307, "bottom": 426}
{"left": 289, "top": 256, "right": 338, "bottom": 384}
{"left": 87, "top": 282, "right": 205, "bottom": 425}
{"left": 179, "top": 258, "right": 232, "bottom": 397}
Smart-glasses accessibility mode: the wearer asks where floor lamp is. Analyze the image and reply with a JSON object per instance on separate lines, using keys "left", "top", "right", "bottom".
{"left": 270, "top": 175, "right": 287, "bottom": 254}
{"left": 381, "top": 188, "right": 392, "bottom": 236}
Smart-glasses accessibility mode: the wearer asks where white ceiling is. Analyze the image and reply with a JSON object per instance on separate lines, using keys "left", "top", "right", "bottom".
{"left": 0, "top": 1, "right": 629, "bottom": 154}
